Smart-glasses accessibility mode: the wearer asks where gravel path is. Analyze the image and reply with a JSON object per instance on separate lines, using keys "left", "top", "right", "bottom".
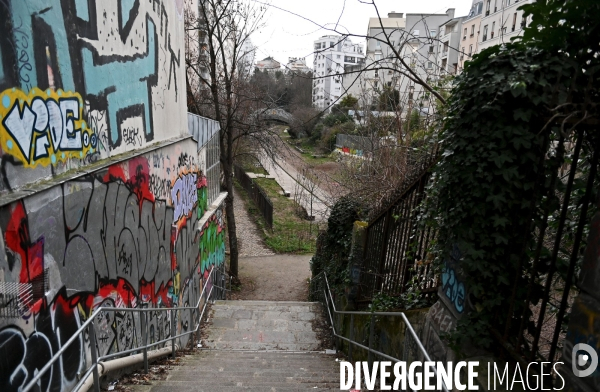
{"left": 232, "top": 186, "right": 275, "bottom": 258}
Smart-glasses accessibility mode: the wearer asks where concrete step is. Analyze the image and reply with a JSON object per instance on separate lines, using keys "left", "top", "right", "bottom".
{"left": 130, "top": 301, "right": 340, "bottom": 391}
{"left": 213, "top": 300, "right": 319, "bottom": 307}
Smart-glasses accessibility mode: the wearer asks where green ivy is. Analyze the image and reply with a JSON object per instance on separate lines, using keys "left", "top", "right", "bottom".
{"left": 310, "top": 197, "right": 365, "bottom": 298}
{"left": 425, "top": 0, "right": 600, "bottom": 351}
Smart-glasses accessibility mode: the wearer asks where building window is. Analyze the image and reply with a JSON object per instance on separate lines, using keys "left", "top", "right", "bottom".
{"left": 461, "top": 47, "right": 465, "bottom": 60}
{"left": 463, "top": 28, "right": 467, "bottom": 40}
{"left": 330, "top": 42, "right": 334, "bottom": 47}
{"left": 376, "top": 41, "right": 381, "bottom": 48}
{"left": 471, "top": 24, "right": 475, "bottom": 36}
{"left": 427, "top": 61, "right": 433, "bottom": 69}
{"left": 485, "top": 0, "right": 490, "bottom": 15}
{"left": 413, "top": 29, "right": 420, "bottom": 37}
{"left": 375, "top": 54, "right": 382, "bottom": 61}
{"left": 491, "top": 22, "right": 495, "bottom": 38}
{"left": 512, "top": 13, "right": 517, "bottom": 31}
{"left": 430, "top": 30, "right": 436, "bottom": 37}
{"left": 429, "top": 45, "right": 434, "bottom": 53}
{"left": 482, "top": 25, "right": 488, "bottom": 41}
{"left": 469, "top": 44, "right": 473, "bottom": 55}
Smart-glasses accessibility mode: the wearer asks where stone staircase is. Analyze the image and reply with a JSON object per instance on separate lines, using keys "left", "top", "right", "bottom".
{"left": 138, "top": 301, "right": 341, "bottom": 391}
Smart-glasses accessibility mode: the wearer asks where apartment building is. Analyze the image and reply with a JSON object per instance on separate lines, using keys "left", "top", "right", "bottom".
{"left": 256, "top": 57, "right": 281, "bottom": 72}
{"left": 312, "top": 35, "right": 364, "bottom": 111}
{"left": 478, "top": 0, "right": 535, "bottom": 52}
{"left": 239, "top": 39, "right": 256, "bottom": 79}
{"left": 341, "top": 10, "right": 455, "bottom": 114}
{"left": 286, "top": 57, "right": 311, "bottom": 74}
{"left": 436, "top": 16, "right": 466, "bottom": 74}
{"left": 356, "top": 12, "right": 407, "bottom": 108}
{"left": 397, "top": 10, "right": 456, "bottom": 115}
{"left": 458, "top": 1, "right": 484, "bottom": 71}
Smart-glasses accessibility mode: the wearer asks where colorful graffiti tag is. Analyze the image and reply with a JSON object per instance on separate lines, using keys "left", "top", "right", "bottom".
{"left": 0, "top": 0, "right": 184, "bottom": 186}
{"left": 0, "top": 148, "right": 225, "bottom": 392}
{"left": 0, "top": 88, "right": 97, "bottom": 167}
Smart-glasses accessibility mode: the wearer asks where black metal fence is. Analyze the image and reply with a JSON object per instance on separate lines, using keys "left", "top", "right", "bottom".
{"left": 489, "top": 127, "right": 599, "bottom": 367}
{"left": 355, "top": 125, "right": 600, "bottom": 375}
{"left": 359, "top": 169, "right": 438, "bottom": 301}
{"left": 234, "top": 165, "right": 273, "bottom": 230}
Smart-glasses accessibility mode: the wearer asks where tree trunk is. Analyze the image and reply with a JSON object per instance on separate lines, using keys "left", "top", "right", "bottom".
{"left": 223, "top": 161, "right": 240, "bottom": 284}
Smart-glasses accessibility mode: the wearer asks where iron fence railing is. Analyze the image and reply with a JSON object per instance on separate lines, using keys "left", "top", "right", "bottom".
{"left": 313, "top": 272, "right": 449, "bottom": 392}
{"left": 22, "top": 265, "right": 229, "bottom": 392}
{"left": 355, "top": 124, "right": 600, "bottom": 383}
{"left": 360, "top": 168, "right": 438, "bottom": 301}
{"left": 234, "top": 165, "right": 273, "bottom": 230}
{"left": 490, "top": 127, "right": 600, "bottom": 370}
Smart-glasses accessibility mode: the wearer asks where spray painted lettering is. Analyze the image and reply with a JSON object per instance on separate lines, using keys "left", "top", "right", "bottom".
{"left": 0, "top": 88, "right": 96, "bottom": 166}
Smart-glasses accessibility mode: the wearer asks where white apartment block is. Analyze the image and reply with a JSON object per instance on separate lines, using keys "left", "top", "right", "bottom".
{"left": 286, "top": 57, "right": 311, "bottom": 74}
{"left": 341, "top": 10, "right": 455, "bottom": 115}
{"left": 312, "top": 35, "right": 364, "bottom": 111}
{"left": 437, "top": 16, "right": 466, "bottom": 75}
{"left": 478, "top": 0, "right": 534, "bottom": 52}
{"left": 458, "top": 1, "right": 484, "bottom": 71}
{"left": 438, "top": 0, "right": 533, "bottom": 75}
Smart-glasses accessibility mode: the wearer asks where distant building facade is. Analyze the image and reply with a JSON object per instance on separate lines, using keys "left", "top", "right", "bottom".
{"left": 312, "top": 35, "right": 364, "bottom": 111}
{"left": 458, "top": 1, "right": 484, "bottom": 72}
{"left": 255, "top": 57, "right": 281, "bottom": 72}
{"left": 286, "top": 57, "right": 311, "bottom": 74}
{"left": 477, "top": 0, "right": 534, "bottom": 52}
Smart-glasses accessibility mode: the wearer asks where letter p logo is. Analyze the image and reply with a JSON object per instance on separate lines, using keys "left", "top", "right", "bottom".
{"left": 572, "top": 343, "right": 599, "bottom": 378}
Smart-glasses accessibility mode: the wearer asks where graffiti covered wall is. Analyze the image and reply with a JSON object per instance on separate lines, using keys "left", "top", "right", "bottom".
{"left": 0, "top": 140, "right": 226, "bottom": 392}
{"left": 0, "top": 2, "right": 226, "bottom": 391}
{"left": 0, "top": 0, "right": 186, "bottom": 190}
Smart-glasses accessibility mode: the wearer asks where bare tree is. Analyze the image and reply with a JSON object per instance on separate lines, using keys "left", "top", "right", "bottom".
{"left": 185, "top": 0, "right": 270, "bottom": 282}
{"left": 251, "top": 1, "right": 463, "bottom": 206}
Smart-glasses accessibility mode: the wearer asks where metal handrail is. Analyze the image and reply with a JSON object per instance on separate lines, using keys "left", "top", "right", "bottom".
{"left": 23, "top": 266, "right": 229, "bottom": 392}
{"left": 318, "top": 273, "right": 449, "bottom": 392}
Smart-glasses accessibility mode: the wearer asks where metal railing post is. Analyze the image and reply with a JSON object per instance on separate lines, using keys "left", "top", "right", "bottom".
{"left": 171, "top": 309, "right": 176, "bottom": 358}
{"left": 334, "top": 310, "right": 339, "bottom": 352}
{"left": 141, "top": 312, "right": 148, "bottom": 373}
{"left": 349, "top": 314, "right": 354, "bottom": 362}
{"left": 368, "top": 312, "right": 375, "bottom": 367}
{"left": 88, "top": 322, "right": 101, "bottom": 392}
{"left": 190, "top": 307, "right": 195, "bottom": 346}
{"left": 221, "top": 275, "right": 226, "bottom": 300}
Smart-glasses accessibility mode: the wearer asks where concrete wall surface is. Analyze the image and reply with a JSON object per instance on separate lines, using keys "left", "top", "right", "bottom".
{"left": 0, "top": 2, "right": 226, "bottom": 392}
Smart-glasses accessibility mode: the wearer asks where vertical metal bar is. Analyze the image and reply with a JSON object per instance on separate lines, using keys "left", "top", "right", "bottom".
{"left": 375, "top": 210, "right": 393, "bottom": 293}
{"left": 221, "top": 275, "right": 226, "bottom": 300}
{"left": 349, "top": 314, "right": 354, "bottom": 362}
{"left": 88, "top": 322, "right": 101, "bottom": 392}
{"left": 548, "top": 134, "right": 600, "bottom": 363}
{"left": 531, "top": 131, "right": 584, "bottom": 358}
{"left": 334, "top": 310, "right": 339, "bottom": 352}
{"left": 171, "top": 309, "right": 176, "bottom": 358}
{"left": 368, "top": 312, "right": 375, "bottom": 366}
{"left": 141, "top": 312, "right": 148, "bottom": 374}
{"left": 190, "top": 307, "right": 195, "bottom": 346}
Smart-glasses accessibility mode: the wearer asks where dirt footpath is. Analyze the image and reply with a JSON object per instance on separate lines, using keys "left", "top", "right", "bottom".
{"left": 230, "top": 254, "right": 312, "bottom": 301}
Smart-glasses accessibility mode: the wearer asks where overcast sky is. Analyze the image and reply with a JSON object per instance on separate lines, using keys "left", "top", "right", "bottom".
{"left": 250, "top": 0, "right": 473, "bottom": 68}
